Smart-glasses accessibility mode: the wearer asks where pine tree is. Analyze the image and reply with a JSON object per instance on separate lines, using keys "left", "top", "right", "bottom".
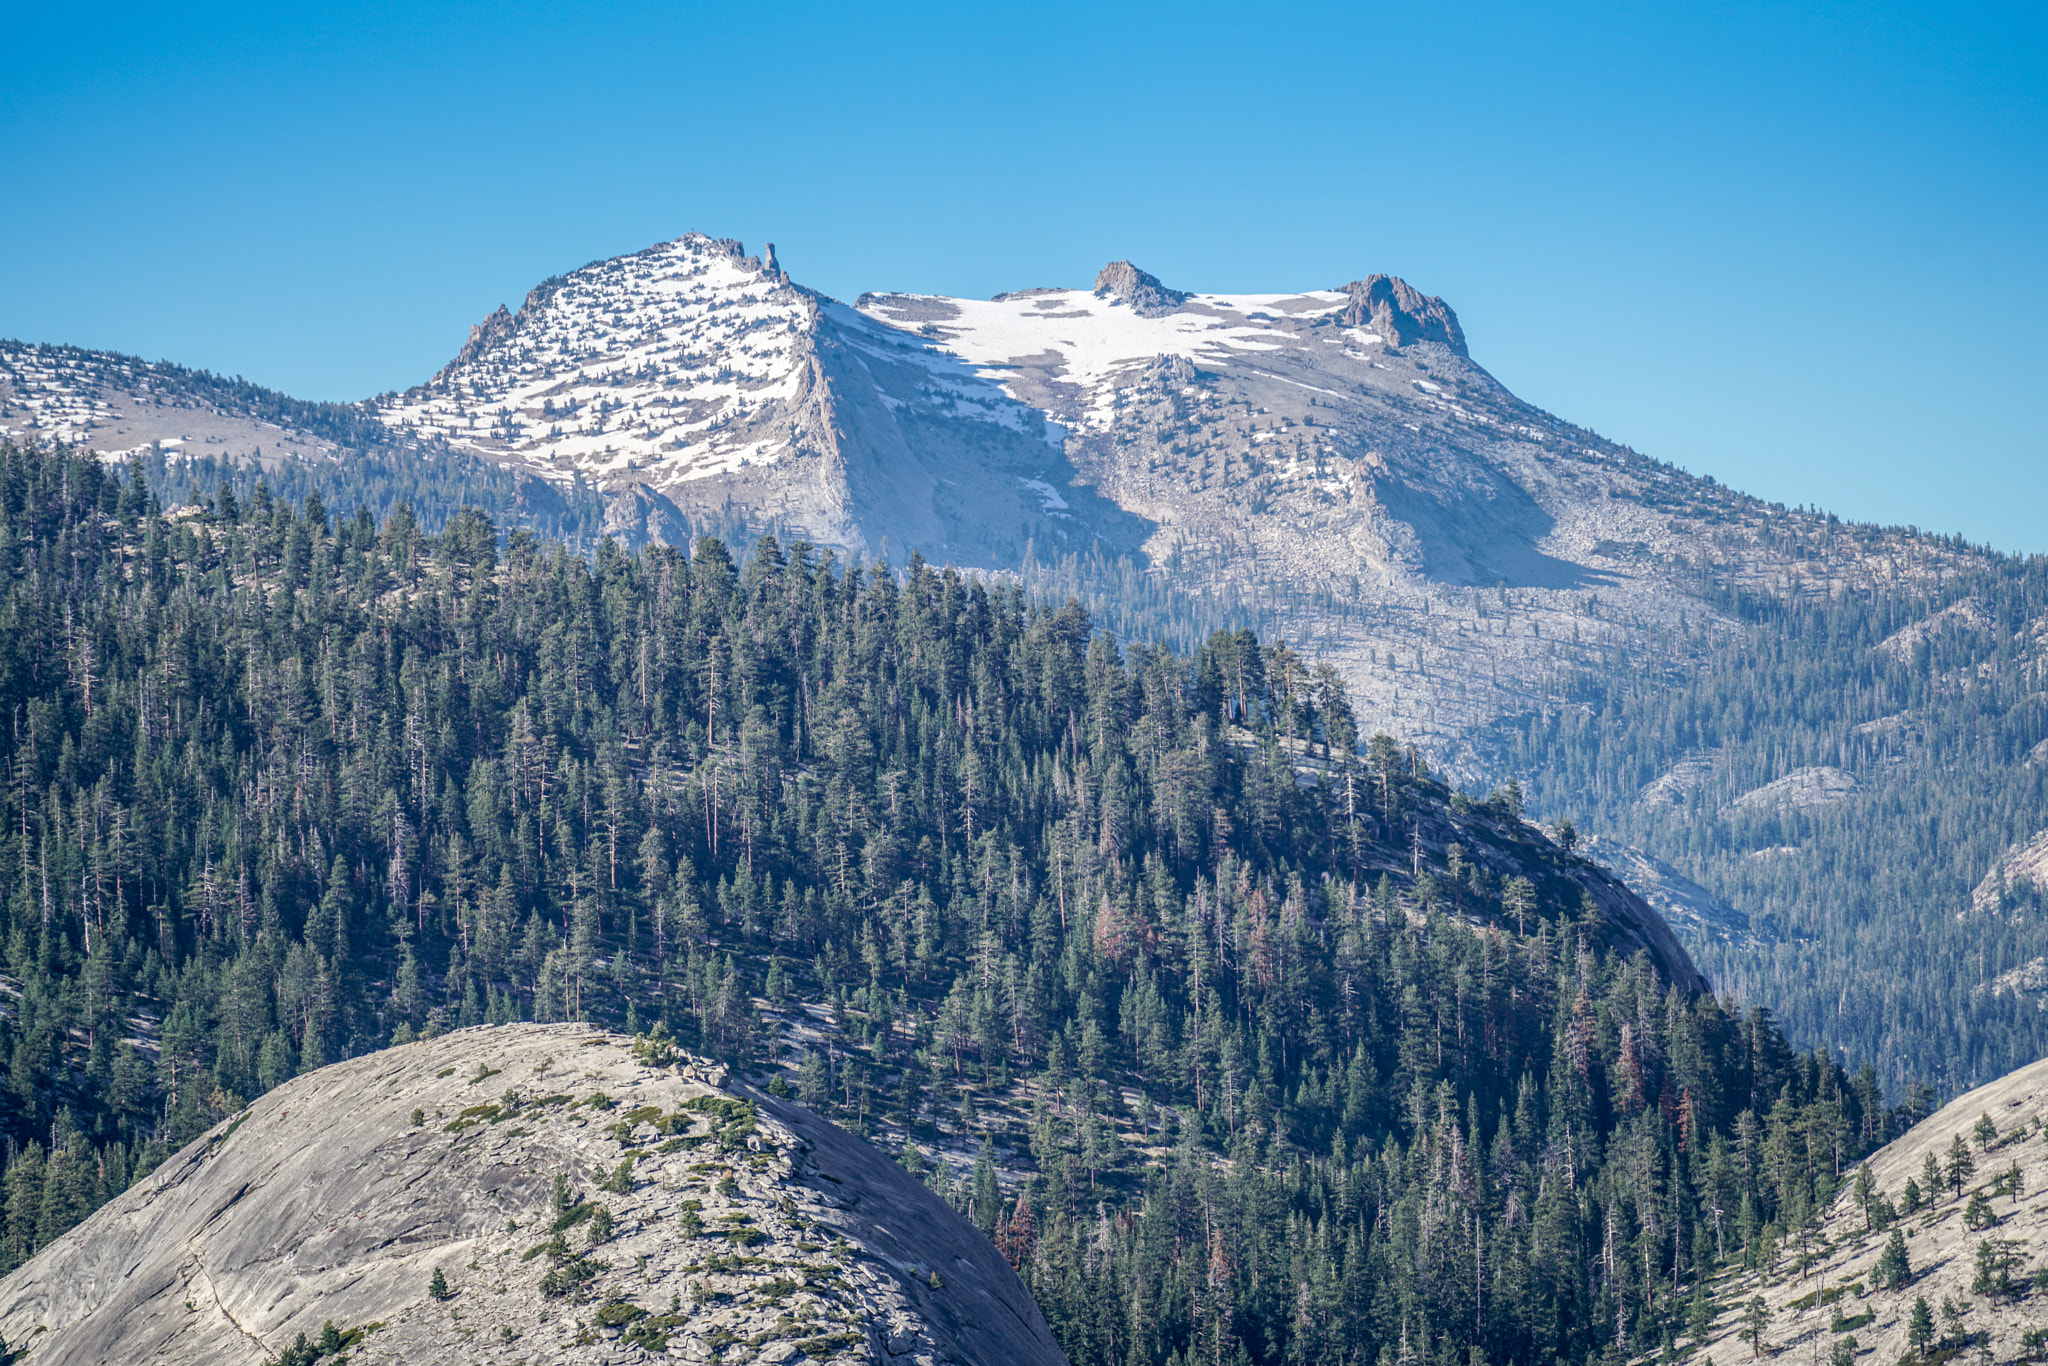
{"left": 1905, "top": 1297, "right": 1934, "bottom": 1358}
{"left": 1946, "top": 1135, "right": 1975, "bottom": 1198}
{"left": 970, "top": 1138, "right": 1001, "bottom": 1236}
{"left": 1963, "top": 1189, "right": 1996, "bottom": 1229}
{"left": 1851, "top": 1162, "right": 1876, "bottom": 1232}
{"left": 1918, "top": 1152, "right": 1943, "bottom": 1205}
{"left": 1876, "top": 1227, "right": 1910, "bottom": 1290}
{"left": 1687, "top": 1282, "right": 1715, "bottom": 1345}
{"left": 1742, "top": 1296, "right": 1770, "bottom": 1359}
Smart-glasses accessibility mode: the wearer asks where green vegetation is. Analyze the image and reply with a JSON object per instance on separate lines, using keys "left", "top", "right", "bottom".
{"left": 797, "top": 1332, "right": 862, "bottom": 1359}
{"left": 1876, "top": 1227, "right": 1911, "bottom": 1289}
{"left": 274, "top": 1318, "right": 365, "bottom": 1366}
{"left": 0, "top": 444, "right": 1910, "bottom": 1366}
{"left": 1742, "top": 1296, "right": 1770, "bottom": 1358}
{"left": 539, "top": 1255, "right": 606, "bottom": 1299}
{"left": 1510, "top": 561, "right": 2048, "bottom": 1100}
{"left": 1907, "top": 1296, "right": 1935, "bottom": 1357}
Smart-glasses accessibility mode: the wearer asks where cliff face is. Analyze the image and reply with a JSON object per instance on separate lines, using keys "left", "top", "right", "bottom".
{"left": 0, "top": 1025, "right": 1066, "bottom": 1366}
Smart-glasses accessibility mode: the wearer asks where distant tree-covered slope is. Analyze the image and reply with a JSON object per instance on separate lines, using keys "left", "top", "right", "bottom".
{"left": 1504, "top": 568, "right": 2048, "bottom": 1100}
{"left": 0, "top": 442, "right": 1904, "bottom": 1366}
{"left": 132, "top": 440, "right": 611, "bottom": 547}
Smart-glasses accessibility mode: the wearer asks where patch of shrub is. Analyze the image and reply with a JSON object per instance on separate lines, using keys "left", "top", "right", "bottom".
{"left": 539, "top": 1256, "right": 606, "bottom": 1299}
{"left": 797, "top": 1332, "right": 862, "bottom": 1359}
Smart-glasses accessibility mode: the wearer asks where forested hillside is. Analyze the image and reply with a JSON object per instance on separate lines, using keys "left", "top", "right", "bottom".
{"left": 133, "top": 442, "right": 612, "bottom": 551}
{"left": 1508, "top": 567, "right": 2048, "bottom": 1098}
{"left": 155, "top": 421, "right": 2048, "bottom": 1116}
{"left": 0, "top": 442, "right": 1909, "bottom": 1366}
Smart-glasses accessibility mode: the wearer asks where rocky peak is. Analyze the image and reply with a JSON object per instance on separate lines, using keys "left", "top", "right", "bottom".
{"left": 1333, "top": 274, "right": 1468, "bottom": 355}
{"left": 1092, "top": 261, "right": 1189, "bottom": 316}
{"left": 435, "top": 303, "right": 517, "bottom": 383}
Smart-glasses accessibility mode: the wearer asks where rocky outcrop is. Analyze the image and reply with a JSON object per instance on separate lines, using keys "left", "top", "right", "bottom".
{"left": 1379, "top": 771, "right": 1710, "bottom": 993}
{"left": 1875, "top": 596, "right": 1993, "bottom": 662}
{"left": 1972, "top": 828, "right": 2048, "bottom": 915}
{"left": 435, "top": 303, "right": 518, "bottom": 383}
{"left": 1142, "top": 354, "right": 1199, "bottom": 386}
{"left": 1333, "top": 275, "right": 1468, "bottom": 355}
{"left": 1990, "top": 956, "right": 2048, "bottom": 1004}
{"left": 0, "top": 1025, "right": 1066, "bottom": 1366}
{"left": 1557, "top": 854, "right": 1711, "bottom": 995}
{"left": 1720, "top": 765, "right": 1859, "bottom": 817}
{"left": 1091, "top": 261, "right": 1189, "bottom": 316}
{"left": 1579, "top": 835, "right": 1768, "bottom": 947}
{"left": 1692, "top": 1055, "right": 2048, "bottom": 1366}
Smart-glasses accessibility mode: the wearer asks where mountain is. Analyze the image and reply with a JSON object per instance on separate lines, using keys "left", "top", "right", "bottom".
{"left": 1691, "top": 1053, "right": 2048, "bottom": 1366}
{"left": 370, "top": 234, "right": 1999, "bottom": 770}
{"left": 0, "top": 340, "right": 608, "bottom": 545}
{"left": 8, "top": 233, "right": 2048, "bottom": 1103}
{"left": 368, "top": 235, "right": 1146, "bottom": 567}
{"left": 4, "top": 234, "right": 1998, "bottom": 767}
{"left": 0, "top": 341, "right": 385, "bottom": 465}
{"left": 0, "top": 1024, "right": 1065, "bottom": 1366}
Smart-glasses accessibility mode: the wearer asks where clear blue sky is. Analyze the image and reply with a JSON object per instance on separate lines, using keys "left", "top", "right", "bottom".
{"left": 6, "top": 1, "right": 2043, "bottom": 553}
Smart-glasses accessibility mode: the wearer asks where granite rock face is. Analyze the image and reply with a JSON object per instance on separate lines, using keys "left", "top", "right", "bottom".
{"left": 1694, "top": 1054, "right": 2048, "bottom": 1366}
{"left": 0, "top": 1025, "right": 1066, "bottom": 1366}
{"left": 1973, "top": 827, "right": 2048, "bottom": 915}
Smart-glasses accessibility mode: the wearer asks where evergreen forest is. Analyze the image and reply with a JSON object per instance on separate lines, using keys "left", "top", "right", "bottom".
{"left": 0, "top": 442, "right": 1926, "bottom": 1366}
{"left": 1506, "top": 561, "right": 2048, "bottom": 1099}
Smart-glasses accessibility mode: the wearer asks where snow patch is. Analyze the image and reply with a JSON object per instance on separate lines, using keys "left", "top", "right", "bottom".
{"left": 1017, "top": 477, "right": 1070, "bottom": 512}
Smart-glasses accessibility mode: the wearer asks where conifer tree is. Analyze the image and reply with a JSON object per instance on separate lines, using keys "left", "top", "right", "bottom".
{"left": 1905, "top": 1297, "right": 1934, "bottom": 1358}
{"left": 1876, "top": 1228, "right": 1910, "bottom": 1290}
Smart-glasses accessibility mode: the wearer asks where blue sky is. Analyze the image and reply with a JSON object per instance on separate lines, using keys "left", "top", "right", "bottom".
{"left": 5, "top": 1, "right": 2044, "bottom": 553}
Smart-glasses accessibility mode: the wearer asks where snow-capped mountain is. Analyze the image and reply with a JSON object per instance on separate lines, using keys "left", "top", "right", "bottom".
{"left": 368, "top": 234, "right": 1141, "bottom": 561}
{"left": 1, "top": 232, "right": 1992, "bottom": 769}
{"left": 359, "top": 234, "right": 1699, "bottom": 760}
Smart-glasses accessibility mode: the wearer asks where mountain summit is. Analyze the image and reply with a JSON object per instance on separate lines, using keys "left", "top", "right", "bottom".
{"left": 1332, "top": 275, "right": 1467, "bottom": 354}
{"left": 368, "top": 233, "right": 1138, "bottom": 560}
